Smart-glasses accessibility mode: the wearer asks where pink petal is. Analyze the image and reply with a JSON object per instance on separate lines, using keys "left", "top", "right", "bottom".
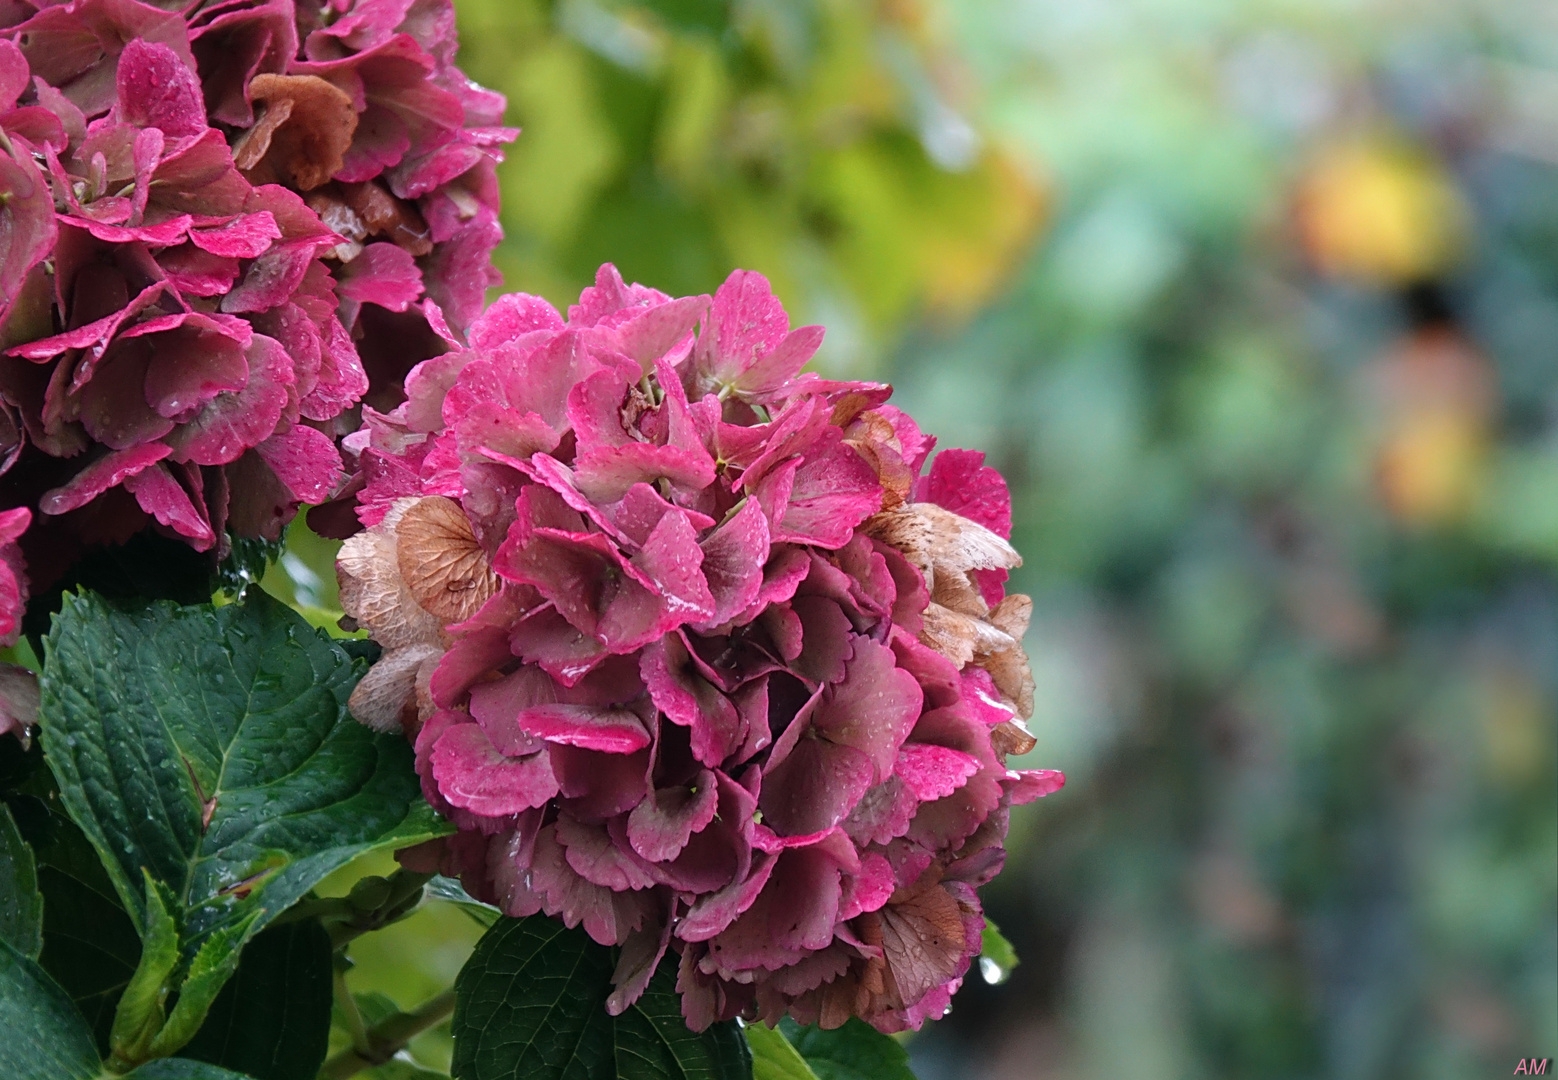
{"left": 252, "top": 424, "right": 343, "bottom": 503}
{"left": 114, "top": 40, "right": 206, "bottom": 138}
{"left": 38, "top": 443, "right": 172, "bottom": 516}
{"left": 515, "top": 703, "right": 651, "bottom": 754}
{"left": 122, "top": 461, "right": 215, "bottom": 549}
{"left": 430, "top": 720, "right": 560, "bottom": 817}
{"left": 338, "top": 241, "right": 424, "bottom": 312}
{"left": 917, "top": 448, "right": 1012, "bottom": 538}
{"left": 188, "top": 211, "right": 282, "bottom": 259}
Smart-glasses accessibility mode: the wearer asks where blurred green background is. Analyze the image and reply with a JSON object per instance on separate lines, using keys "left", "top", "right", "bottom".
{"left": 272, "top": 0, "right": 1558, "bottom": 1075}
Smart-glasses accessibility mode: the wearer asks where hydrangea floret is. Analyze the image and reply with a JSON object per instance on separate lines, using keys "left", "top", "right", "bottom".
{"left": 0, "top": 0, "right": 511, "bottom": 607}
{"left": 336, "top": 265, "right": 1064, "bottom": 1033}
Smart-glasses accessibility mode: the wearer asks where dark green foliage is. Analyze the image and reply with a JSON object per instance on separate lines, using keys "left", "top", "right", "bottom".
{"left": 0, "top": 802, "right": 42, "bottom": 957}
{"left": 180, "top": 919, "right": 333, "bottom": 1080}
{"left": 777, "top": 1020, "right": 914, "bottom": 1080}
{"left": 452, "top": 916, "right": 749, "bottom": 1080}
{"left": 37, "top": 589, "right": 445, "bottom": 958}
{"left": 0, "top": 940, "right": 102, "bottom": 1080}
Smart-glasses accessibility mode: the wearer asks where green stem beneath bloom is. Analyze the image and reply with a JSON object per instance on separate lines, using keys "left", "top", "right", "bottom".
{"left": 316, "top": 989, "right": 458, "bottom": 1079}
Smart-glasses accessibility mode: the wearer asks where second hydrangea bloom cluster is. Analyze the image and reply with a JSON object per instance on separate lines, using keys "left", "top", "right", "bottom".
{"left": 337, "top": 266, "right": 1063, "bottom": 1033}
{"left": 0, "top": 0, "right": 510, "bottom": 627}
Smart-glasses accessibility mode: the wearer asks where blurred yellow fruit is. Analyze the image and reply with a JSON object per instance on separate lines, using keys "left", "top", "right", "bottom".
{"left": 1295, "top": 138, "right": 1470, "bottom": 284}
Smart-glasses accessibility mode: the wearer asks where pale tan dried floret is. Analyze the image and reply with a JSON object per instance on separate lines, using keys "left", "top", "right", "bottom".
{"left": 337, "top": 499, "right": 443, "bottom": 650}
{"left": 336, "top": 496, "right": 499, "bottom": 730}
{"left": 866, "top": 501, "right": 1036, "bottom": 719}
{"left": 396, "top": 495, "right": 501, "bottom": 624}
{"left": 234, "top": 74, "right": 358, "bottom": 190}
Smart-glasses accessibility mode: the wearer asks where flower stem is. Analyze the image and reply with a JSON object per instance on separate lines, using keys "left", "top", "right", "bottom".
{"left": 316, "top": 988, "right": 457, "bottom": 1079}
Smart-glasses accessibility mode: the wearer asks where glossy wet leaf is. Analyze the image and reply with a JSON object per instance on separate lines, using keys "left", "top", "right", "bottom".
{"left": 0, "top": 939, "right": 100, "bottom": 1080}
{"left": 0, "top": 801, "right": 42, "bottom": 957}
{"left": 776, "top": 1019, "right": 914, "bottom": 1080}
{"left": 451, "top": 915, "right": 750, "bottom": 1080}
{"left": 745, "top": 1023, "right": 820, "bottom": 1080}
{"left": 180, "top": 918, "right": 333, "bottom": 1080}
{"left": 37, "top": 589, "right": 447, "bottom": 968}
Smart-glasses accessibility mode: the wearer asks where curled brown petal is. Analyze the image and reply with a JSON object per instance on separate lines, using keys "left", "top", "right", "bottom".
{"left": 235, "top": 74, "right": 358, "bottom": 191}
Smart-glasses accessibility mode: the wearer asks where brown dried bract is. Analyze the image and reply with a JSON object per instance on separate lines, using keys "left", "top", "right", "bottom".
{"left": 867, "top": 501, "right": 1036, "bottom": 717}
{"left": 395, "top": 495, "right": 501, "bottom": 624}
{"left": 341, "top": 180, "right": 434, "bottom": 256}
{"left": 235, "top": 74, "right": 358, "bottom": 191}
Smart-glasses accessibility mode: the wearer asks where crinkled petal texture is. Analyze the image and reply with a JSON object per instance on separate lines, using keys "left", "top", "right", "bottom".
{"left": 337, "top": 265, "right": 1065, "bottom": 1033}
{"left": 0, "top": 0, "right": 510, "bottom": 605}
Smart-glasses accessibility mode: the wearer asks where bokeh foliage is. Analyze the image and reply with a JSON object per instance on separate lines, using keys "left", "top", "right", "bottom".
{"left": 453, "top": 0, "right": 1044, "bottom": 370}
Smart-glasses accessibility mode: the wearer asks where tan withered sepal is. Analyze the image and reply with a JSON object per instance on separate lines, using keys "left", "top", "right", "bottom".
{"left": 234, "top": 74, "right": 358, "bottom": 190}
{"left": 395, "top": 495, "right": 502, "bottom": 624}
{"left": 336, "top": 496, "right": 498, "bottom": 731}
{"left": 865, "top": 501, "right": 1038, "bottom": 729}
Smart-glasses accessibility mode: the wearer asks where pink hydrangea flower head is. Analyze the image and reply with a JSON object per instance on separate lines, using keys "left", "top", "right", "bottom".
{"left": 0, "top": 0, "right": 511, "bottom": 608}
{"left": 340, "top": 265, "right": 1065, "bottom": 1033}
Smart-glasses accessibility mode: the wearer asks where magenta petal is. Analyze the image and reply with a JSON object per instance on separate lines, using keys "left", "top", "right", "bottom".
{"left": 188, "top": 211, "right": 281, "bottom": 259}
{"left": 38, "top": 443, "right": 171, "bottom": 515}
{"left": 773, "top": 434, "right": 882, "bottom": 548}
{"left": 516, "top": 703, "right": 651, "bottom": 754}
{"left": 696, "top": 269, "right": 789, "bottom": 385}
{"left": 695, "top": 498, "right": 769, "bottom": 629}
{"left": 507, "top": 603, "right": 609, "bottom": 687}
{"left": 252, "top": 424, "right": 343, "bottom": 503}
{"left": 613, "top": 294, "right": 707, "bottom": 372}
{"left": 895, "top": 743, "right": 981, "bottom": 802}
{"left": 115, "top": 40, "right": 206, "bottom": 139}
{"left": 122, "top": 461, "right": 215, "bottom": 549}
{"left": 678, "top": 851, "right": 778, "bottom": 943}
{"left": 468, "top": 291, "right": 564, "bottom": 348}
{"left": 431, "top": 721, "right": 560, "bottom": 816}
{"left": 916, "top": 447, "right": 1012, "bottom": 538}
{"left": 640, "top": 636, "right": 742, "bottom": 768}
{"left": 164, "top": 332, "right": 291, "bottom": 466}
{"left": 1004, "top": 768, "right": 1066, "bottom": 805}
{"left": 549, "top": 743, "right": 650, "bottom": 820}
{"left": 556, "top": 814, "right": 660, "bottom": 891}
{"left": 812, "top": 637, "right": 923, "bottom": 778}
{"left": 626, "top": 768, "right": 720, "bottom": 862}
{"left": 338, "top": 242, "right": 424, "bottom": 312}
{"left": 759, "top": 734, "right": 875, "bottom": 837}
{"left": 0, "top": 140, "right": 56, "bottom": 314}
{"left": 528, "top": 822, "right": 654, "bottom": 945}
{"left": 631, "top": 509, "right": 715, "bottom": 623}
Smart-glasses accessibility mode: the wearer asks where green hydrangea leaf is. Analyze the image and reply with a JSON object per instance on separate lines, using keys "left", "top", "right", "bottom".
{"left": 5, "top": 776, "right": 142, "bottom": 1053}
{"left": 39, "top": 589, "right": 447, "bottom": 952}
{"left": 121, "top": 1060, "right": 262, "bottom": 1079}
{"left": 451, "top": 915, "right": 750, "bottom": 1080}
{"left": 776, "top": 1019, "right": 915, "bottom": 1080}
{"left": 0, "top": 801, "right": 43, "bottom": 957}
{"left": 0, "top": 938, "right": 101, "bottom": 1080}
{"left": 179, "top": 918, "right": 333, "bottom": 1080}
{"left": 745, "top": 1023, "right": 821, "bottom": 1080}
{"left": 978, "top": 918, "right": 1019, "bottom": 982}
{"left": 36, "top": 590, "right": 449, "bottom": 1051}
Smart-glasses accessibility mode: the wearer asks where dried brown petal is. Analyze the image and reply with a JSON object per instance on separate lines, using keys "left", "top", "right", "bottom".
{"left": 347, "top": 643, "right": 441, "bottom": 732}
{"left": 236, "top": 74, "right": 358, "bottom": 191}
{"left": 990, "top": 719, "right": 1038, "bottom": 758}
{"left": 337, "top": 499, "right": 444, "bottom": 649}
{"left": 342, "top": 180, "right": 434, "bottom": 256}
{"left": 864, "top": 502, "right": 1020, "bottom": 603}
{"left": 920, "top": 602, "right": 1015, "bottom": 667}
{"left": 395, "top": 495, "right": 501, "bottom": 624}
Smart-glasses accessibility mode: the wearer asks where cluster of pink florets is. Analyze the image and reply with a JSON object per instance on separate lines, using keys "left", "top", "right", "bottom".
{"left": 0, "top": 0, "right": 510, "bottom": 621}
{"left": 344, "top": 265, "right": 1062, "bottom": 1032}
